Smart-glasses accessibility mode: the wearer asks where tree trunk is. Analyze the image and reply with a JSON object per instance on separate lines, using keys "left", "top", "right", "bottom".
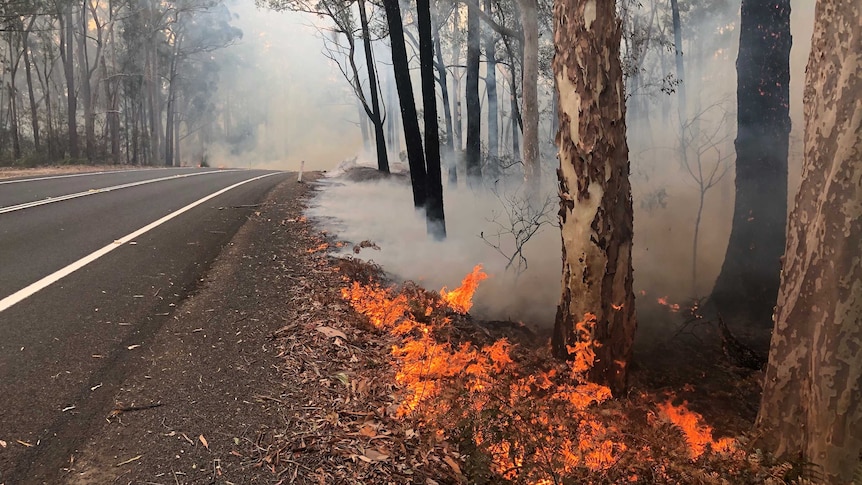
{"left": 669, "top": 0, "right": 687, "bottom": 124}
{"left": 382, "top": 0, "right": 427, "bottom": 207}
{"left": 518, "top": 0, "right": 540, "bottom": 192}
{"left": 711, "top": 0, "right": 791, "bottom": 349}
{"left": 418, "top": 0, "right": 446, "bottom": 239}
{"left": 756, "top": 2, "right": 862, "bottom": 481}
{"left": 483, "top": 0, "right": 499, "bottom": 175}
{"left": 62, "top": 3, "right": 79, "bottom": 159}
{"left": 358, "top": 0, "right": 390, "bottom": 174}
{"left": 78, "top": 0, "right": 95, "bottom": 161}
{"left": 431, "top": 5, "right": 454, "bottom": 155}
{"left": 464, "top": 0, "right": 482, "bottom": 184}
{"left": 357, "top": 96, "right": 371, "bottom": 152}
{"left": 22, "top": 19, "right": 40, "bottom": 152}
{"left": 451, "top": 5, "right": 462, "bottom": 153}
{"left": 552, "top": 0, "right": 636, "bottom": 396}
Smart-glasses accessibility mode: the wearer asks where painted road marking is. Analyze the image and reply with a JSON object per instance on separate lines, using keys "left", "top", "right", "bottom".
{"left": 0, "top": 168, "right": 181, "bottom": 185}
{"left": 0, "top": 170, "right": 237, "bottom": 215}
{"left": 0, "top": 172, "right": 280, "bottom": 313}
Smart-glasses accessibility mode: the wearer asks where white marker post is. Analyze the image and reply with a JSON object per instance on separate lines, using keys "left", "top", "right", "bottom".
{"left": 298, "top": 160, "right": 305, "bottom": 183}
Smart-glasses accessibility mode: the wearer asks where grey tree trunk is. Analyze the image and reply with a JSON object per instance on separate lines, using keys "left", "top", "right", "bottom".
{"left": 464, "top": 0, "right": 482, "bottom": 184}
{"left": 431, "top": 4, "right": 454, "bottom": 155}
{"left": 756, "top": 1, "right": 862, "bottom": 482}
{"left": 22, "top": 18, "right": 40, "bottom": 152}
{"left": 518, "top": 0, "right": 539, "bottom": 192}
{"left": 483, "top": 0, "right": 499, "bottom": 175}
{"left": 62, "top": 2, "right": 79, "bottom": 159}
{"left": 552, "top": 0, "right": 636, "bottom": 396}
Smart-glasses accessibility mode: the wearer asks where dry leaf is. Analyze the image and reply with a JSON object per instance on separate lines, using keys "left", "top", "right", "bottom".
{"left": 316, "top": 326, "right": 347, "bottom": 340}
{"left": 363, "top": 448, "right": 389, "bottom": 462}
{"left": 359, "top": 423, "right": 378, "bottom": 437}
{"left": 199, "top": 434, "right": 209, "bottom": 450}
{"left": 0, "top": 440, "right": 6, "bottom": 448}
{"left": 444, "top": 455, "right": 463, "bottom": 476}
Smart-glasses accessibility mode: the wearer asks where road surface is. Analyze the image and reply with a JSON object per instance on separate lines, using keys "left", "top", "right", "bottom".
{"left": 0, "top": 167, "right": 290, "bottom": 483}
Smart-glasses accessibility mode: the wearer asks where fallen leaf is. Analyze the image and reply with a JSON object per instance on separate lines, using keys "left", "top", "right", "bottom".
{"left": 444, "top": 455, "right": 463, "bottom": 476}
{"left": 199, "top": 434, "right": 209, "bottom": 450}
{"left": 16, "top": 440, "right": 33, "bottom": 447}
{"left": 316, "top": 326, "right": 347, "bottom": 340}
{"left": 333, "top": 372, "right": 350, "bottom": 386}
{"left": 127, "top": 345, "right": 140, "bottom": 350}
{"left": 0, "top": 440, "right": 6, "bottom": 448}
{"left": 363, "top": 448, "right": 389, "bottom": 462}
{"left": 359, "top": 423, "right": 378, "bottom": 437}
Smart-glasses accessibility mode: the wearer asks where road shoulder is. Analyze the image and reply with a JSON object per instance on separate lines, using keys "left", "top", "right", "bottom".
{"left": 65, "top": 175, "right": 323, "bottom": 484}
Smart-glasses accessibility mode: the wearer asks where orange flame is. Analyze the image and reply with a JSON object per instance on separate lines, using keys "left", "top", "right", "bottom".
{"left": 342, "top": 266, "right": 626, "bottom": 482}
{"left": 440, "top": 265, "right": 487, "bottom": 313}
{"left": 658, "top": 400, "right": 735, "bottom": 459}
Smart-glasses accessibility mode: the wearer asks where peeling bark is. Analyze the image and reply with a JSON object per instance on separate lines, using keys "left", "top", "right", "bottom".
{"left": 552, "top": 0, "right": 636, "bottom": 396}
{"left": 756, "top": 2, "right": 862, "bottom": 482}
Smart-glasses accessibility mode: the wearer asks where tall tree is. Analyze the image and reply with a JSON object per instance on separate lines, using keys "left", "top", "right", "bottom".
{"left": 381, "top": 0, "right": 427, "bottom": 207}
{"left": 483, "top": 0, "right": 498, "bottom": 170}
{"left": 464, "top": 0, "right": 481, "bottom": 183}
{"left": 60, "top": 0, "right": 79, "bottom": 159}
{"left": 357, "top": 0, "right": 390, "bottom": 173}
{"left": 517, "top": 0, "right": 539, "bottom": 191}
{"left": 417, "top": 0, "right": 445, "bottom": 238}
{"left": 756, "top": 1, "right": 861, "bottom": 481}
{"left": 711, "top": 0, "right": 791, "bottom": 346}
{"left": 552, "top": 0, "right": 636, "bottom": 396}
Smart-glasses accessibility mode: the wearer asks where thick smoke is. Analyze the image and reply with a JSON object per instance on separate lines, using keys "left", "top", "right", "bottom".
{"left": 232, "top": 0, "right": 812, "bottom": 327}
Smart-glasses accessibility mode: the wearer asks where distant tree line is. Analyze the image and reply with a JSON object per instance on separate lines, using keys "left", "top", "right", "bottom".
{"left": 0, "top": 0, "right": 242, "bottom": 167}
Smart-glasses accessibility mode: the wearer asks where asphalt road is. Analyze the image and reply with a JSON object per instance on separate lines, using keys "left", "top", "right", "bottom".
{"left": 0, "top": 167, "right": 291, "bottom": 483}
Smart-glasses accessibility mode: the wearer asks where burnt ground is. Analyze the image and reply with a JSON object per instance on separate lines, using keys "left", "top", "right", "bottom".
{"left": 9, "top": 168, "right": 769, "bottom": 484}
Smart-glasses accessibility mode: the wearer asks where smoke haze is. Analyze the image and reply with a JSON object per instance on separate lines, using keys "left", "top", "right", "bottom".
{"left": 218, "top": 0, "right": 816, "bottom": 327}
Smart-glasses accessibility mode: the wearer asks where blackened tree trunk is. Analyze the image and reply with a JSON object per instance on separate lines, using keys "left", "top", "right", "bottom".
{"left": 712, "top": 0, "right": 791, "bottom": 347}
{"left": 552, "top": 0, "right": 636, "bottom": 396}
{"left": 464, "top": 0, "right": 482, "bottom": 184}
{"left": 358, "top": 0, "right": 390, "bottom": 174}
{"left": 382, "top": 0, "right": 427, "bottom": 207}
{"left": 418, "top": 0, "right": 446, "bottom": 239}
{"left": 756, "top": 2, "right": 861, "bottom": 481}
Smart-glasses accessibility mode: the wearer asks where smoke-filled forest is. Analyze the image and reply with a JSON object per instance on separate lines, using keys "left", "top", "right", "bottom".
{"left": 1, "top": 0, "right": 860, "bottom": 483}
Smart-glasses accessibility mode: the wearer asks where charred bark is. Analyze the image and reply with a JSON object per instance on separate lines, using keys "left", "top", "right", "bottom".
{"left": 756, "top": 1, "right": 862, "bottom": 481}
{"left": 61, "top": 2, "right": 79, "bottom": 159}
{"left": 418, "top": 0, "right": 446, "bottom": 239}
{"left": 432, "top": 3, "right": 453, "bottom": 155}
{"left": 382, "top": 0, "right": 427, "bottom": 208}
{"left": 358, "top": 0, "right": 390, "bottom": 174}
{"left": 711, "top": 0, "right": 791, "bottom": 345}
{"left": 552, "top": 0, "right": 636, "bottom": 396}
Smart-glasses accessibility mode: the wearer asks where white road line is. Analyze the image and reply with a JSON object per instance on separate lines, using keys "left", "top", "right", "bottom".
{"left": 0, "top": 167, "right": 184, "bottom": 185}
{"left": 0, "top": 172, "right": 280, "bottom": 314}
{"left": 0, "top": 170, "right": 237, "bottom": 215}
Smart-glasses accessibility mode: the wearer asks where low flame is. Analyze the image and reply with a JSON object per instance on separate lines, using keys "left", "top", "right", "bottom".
{"left": 658, "top": 400, "right": 735, "bottom": 459}
{"left": 440, "top": 265, "right": 488, "bottom": 314}
{"left": 341, "top": 266, "right": 631, "bottom": 482}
